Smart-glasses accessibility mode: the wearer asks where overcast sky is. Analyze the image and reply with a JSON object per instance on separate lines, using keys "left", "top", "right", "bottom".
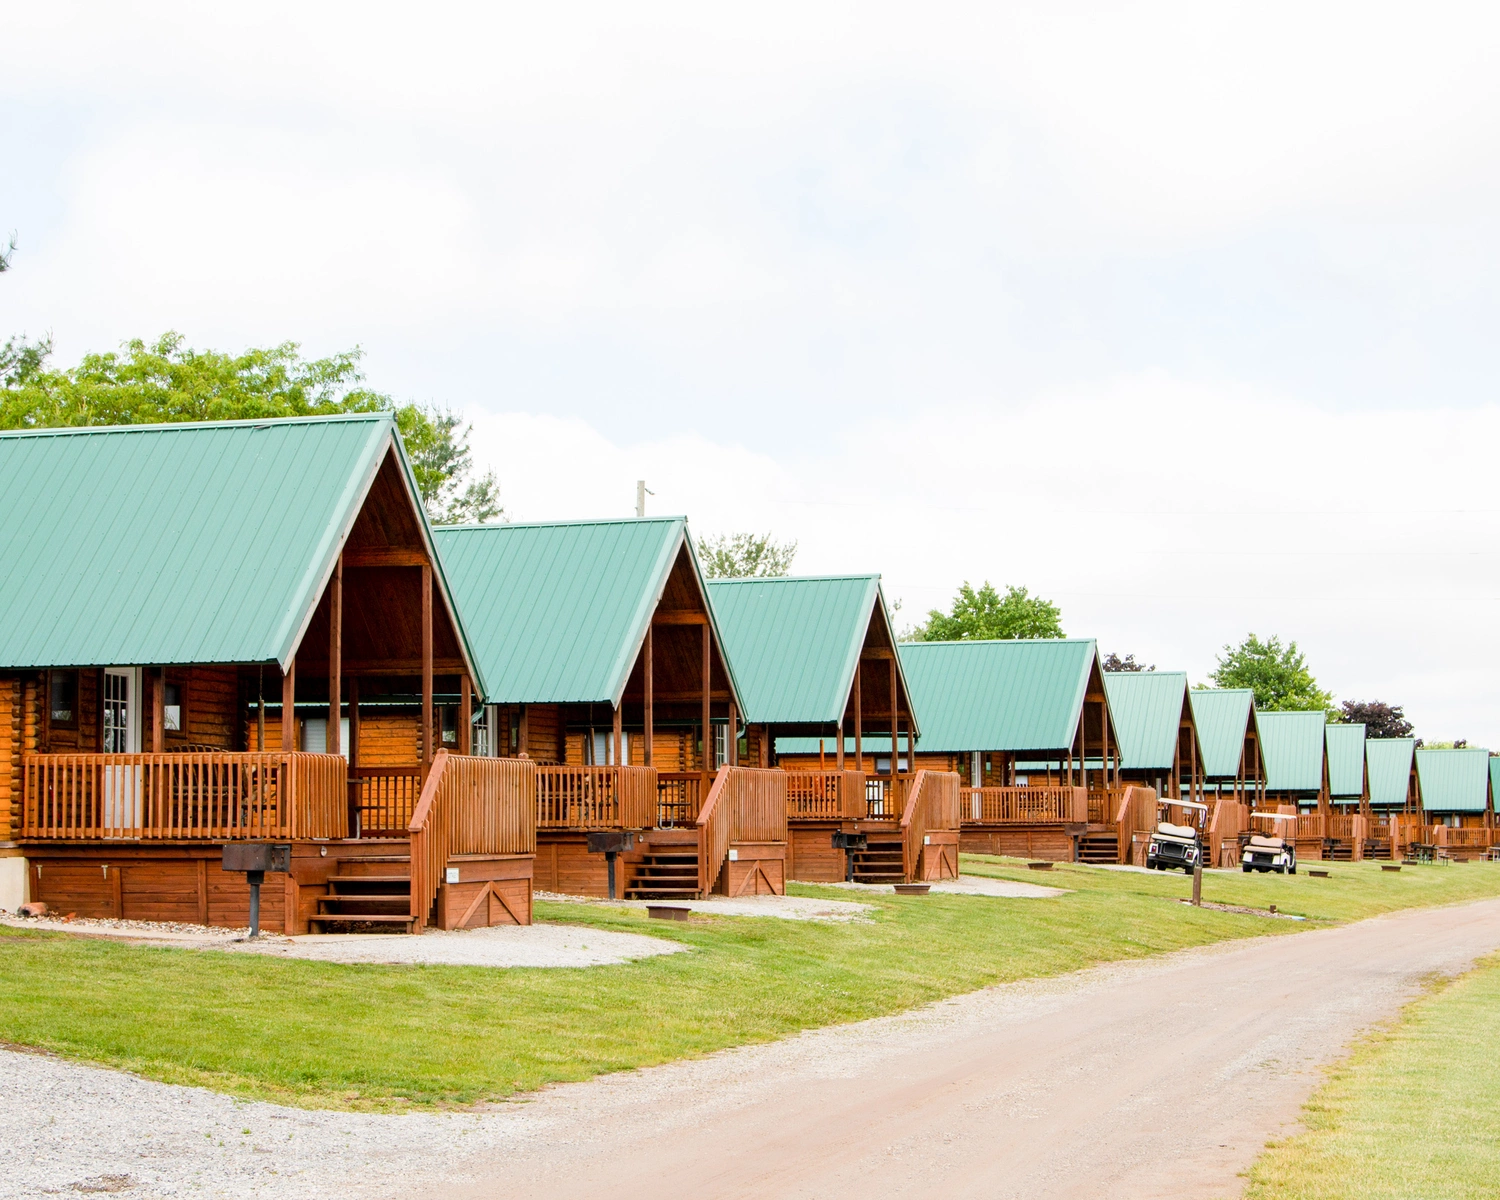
{"left": 5, "top": 3, "right": 1500, "bottom": 743}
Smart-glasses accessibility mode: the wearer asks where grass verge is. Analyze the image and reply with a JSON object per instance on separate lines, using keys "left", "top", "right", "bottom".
{"left": 0, "top": 858, "right": 1496, "bottom": 1111}
{"left": 1243, "top": 950, "right": 1500, "bottom": 1199}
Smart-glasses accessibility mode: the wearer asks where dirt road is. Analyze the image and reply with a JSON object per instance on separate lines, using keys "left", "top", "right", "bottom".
{"left": 456, "top": 899, "right": 1500, "bottom": 1200}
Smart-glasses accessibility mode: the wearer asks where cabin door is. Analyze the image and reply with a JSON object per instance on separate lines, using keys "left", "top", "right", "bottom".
{"left": 102, "top": 667, "right": 142, "bottom": 833}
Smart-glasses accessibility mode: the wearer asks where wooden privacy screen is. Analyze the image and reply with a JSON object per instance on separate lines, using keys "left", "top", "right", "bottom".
{"left": 695, "top": 766, "right": 788, "bottom": 895}
{"left": 408, "top": 751, "right": 536, "bottom": 931}
{"left": 900, "top": 770, "right": 961, "bottom": 881}
{"left": 22, "top": 752, "right": 346, "bottom": 840}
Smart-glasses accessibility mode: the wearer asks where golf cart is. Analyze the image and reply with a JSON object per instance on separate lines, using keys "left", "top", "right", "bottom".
{"left": 1147, "top": 798, "right": 1208, "bottom": 875}
{"left": 1241, "top": 812, "right": 1298, "bottom": 874}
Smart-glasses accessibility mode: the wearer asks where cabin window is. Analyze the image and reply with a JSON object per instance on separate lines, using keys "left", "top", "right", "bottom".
{"left": 590, "top": 731, "right": 629, "bottom": 766}
{"left": 713, "top": 724, "right": 731, "bottom": 769}
{"left": 300, "top": 717, "right": 349, "bottom": 757}
{"left": 49, "top": 671, "right": 78, "bottom": 727}
{"left": 874, "top": 755, "right": 909, "bottom": 775}
{"left": 440, "top": 706, "right": 459, "bottom": 746}
{"left": 163, "top": 682, "right": 183, "bottom": 732}
{"left": 472, "top": 706, "right": 497, "bottom": 757}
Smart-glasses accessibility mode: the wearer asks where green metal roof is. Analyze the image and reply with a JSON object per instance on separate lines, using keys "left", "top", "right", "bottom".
{"left": 0, "top": 413, "right": 471, "bottom": 674}
{"left": 896, "top": 639, "right": 1099, "bottom": 753}
{"left": 1188, "top": 689, "right": 1255, "bottom": 779}
{"left": 1366, "top": 738, "right": 1415, "bottom": 808}
{"left": 1325, "top": 723, "right": 1367, "bottom": 799}
{"left": 707, "top": 575, "right": 906, "bottom": 728}
{"left": 1257, "top": 711, "right": 1327, "bottom": 792}
{"left": 436, "top": 517, "right": 733, "bottom": 708}
{"left": 773, "top": 736, "right": 911, "bottom": 756}
{"left": 1102, "top": 671, "right": 1187, "bottom": 771}
{"left": 1416, "top": 747, "right": 1493, "bottom": 813}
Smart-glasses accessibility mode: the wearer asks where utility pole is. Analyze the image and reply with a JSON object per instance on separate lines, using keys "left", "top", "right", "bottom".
{"left": 635, "top": 480, "right": 653, "bottom": 518}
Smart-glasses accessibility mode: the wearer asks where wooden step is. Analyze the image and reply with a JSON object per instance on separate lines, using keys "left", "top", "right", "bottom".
{"left": 308, "top": 914, "right": 416, "bottom": 930}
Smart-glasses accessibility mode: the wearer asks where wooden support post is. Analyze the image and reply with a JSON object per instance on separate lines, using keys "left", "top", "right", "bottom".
{"left": 701, "top": 623, "right": 711, "bottom": 774}
{"left": 1101, "top": 699, "right": 1111, "bottom": 790}
{"left": 459, "top": 673, "right": 472, "bottom": 756}
{"left": 889, "top": 658, "right": 898, "bottom": 780}
{"left": 906, "top": 721, "right": 914, "bottom": 782}
{"left": 612, "top": 699, "right": 623, "bottom": 767}
{"left": 152, "top": 666, "right": 165, "bottom": 753}
{"left": 421, "top": 563, "right": 433, "bottom": 767}
{"left": 643, "top": 627, "right": 654, "bottom": 766}
{"left": 281, "top": 657, "right": 296, "bottom": 751}
{"left": 728, "top": 699, "right": 737, "bottom": 767}
{"left": 257, "top": 666, "right": 265, "bottom": 752}
{"left": 328, "top": 553, "right": 342, "bottom": 756}
{"left": 854, "top": 662, "right": 862, "bottom": 770}
{"left": 518, "top": 705, "right": 529, "bottom": 757}
{"left": 836, "top": 719, "right": 845, "bottom": 771}
{"left": 348, "top": 677, "right": 360, "bottom": 767}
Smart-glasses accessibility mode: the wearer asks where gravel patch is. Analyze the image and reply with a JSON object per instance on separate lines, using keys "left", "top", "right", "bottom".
{"left": 537, "top": 890, "right": 873, "bottom": 921}
{"left": 818, "top": 874, "right": 1066, "bottom": 899}
{"left": 2, "top": 915, "right": 684, "bottom": 968}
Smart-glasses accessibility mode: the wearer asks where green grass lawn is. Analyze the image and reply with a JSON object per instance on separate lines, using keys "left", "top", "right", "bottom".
{"left": 1, "top": 858, "right": 1496, "bottom": 1111}
{"left": 1242, "top": 951, "right": 1500, "bottom": 1200}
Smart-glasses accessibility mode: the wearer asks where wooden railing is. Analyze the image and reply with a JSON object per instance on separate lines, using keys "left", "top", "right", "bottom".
{"left": 695, "top": 766, "right": 789, "bottom": 896}
{"left": 22, "top": 752, "right": 347, "bottom": 840}
{"left": 657, "top": 772, "right": 704, "bottom": 827}
{"left": 1295, "top": 814, "right": 1326, "bottom": 841}
{"left": 1207, "top": 797, "right": 1249, "bottom": 867}
{"left": 408, "top": 751, "right": 536, "bottom": 931}
{"left": 1088, "top": 787, "right": 1125, "bottom": 824}
{"left": 901, "top": 770, "right": 961, "bottom": 881}
{"left": 865, "top": 774, "right": 911, "bottom": 818}
{"left": 1433, "top": 826, "right": 1493, "bottom": 849}
{"left": 784, "top": 770, "right": 867, "bottom": 820}
{"left": 534, "top": 765, "right": 657, "bottom": 830}
{"left": 959, "top": 786, "right": 1088, "bottom": 824}
{"left": 351, "top": 766, "right": 424, "bottom": 836}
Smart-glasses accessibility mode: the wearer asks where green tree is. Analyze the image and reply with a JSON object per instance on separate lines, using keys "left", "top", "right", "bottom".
{"left": 1103, "top": 652, "right": 1154, "bottom": 672}
{"left": 909, "top": 582, "right": 1063, "bottom": 641}
{"left": 0, "top": 332, "right": 501, "bottom": 524}
{"left": 698, "top": 532, "right": 798, "bottom": 579}
{"left": 1208, "top": 634, "right": 1334, "bottom": 714}
{"left": 0, "top": 232, "right": 17, "bottom": 273}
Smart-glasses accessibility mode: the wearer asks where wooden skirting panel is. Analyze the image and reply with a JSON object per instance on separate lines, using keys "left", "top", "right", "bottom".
{"left": 787, "top": 820, "right": 848, "bottom": 882}
{"left": 720, "top": 841, "right": 786, "bottom": 896}
{"left": 959, "top": 826, "right": 1074, "bottom": 861}
{"left": 437, "top": 854, "right": 533, "bottom": 928}
{"left": 534, "top": 832, "right": 614, "bottom": 897}
{"left": 26, "top": 841, "right": 417, "bottom": 934}
{"left": 919, "top": 830, "right": 960, "bottom": 881}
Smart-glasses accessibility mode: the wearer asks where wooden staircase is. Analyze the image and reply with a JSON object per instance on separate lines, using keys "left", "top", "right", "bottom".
{"left": 625, "top": 848, "right": 702, "bottom": 899}
{"left": 310, "top": 853, "right": 417, "bottom": 933}
{"left": 1077, "top": 828, "right": 1122, "bottom": 864}
{"left": 851, "top": 832, "right": 905, "bottom": 884}
{"left": 1363, "top": 838, "right": 1392, "bottom": 861}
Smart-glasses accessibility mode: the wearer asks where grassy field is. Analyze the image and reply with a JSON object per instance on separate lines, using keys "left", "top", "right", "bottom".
{"left": 1, "top": 857, "right": 1496, "bottom": 1111}
{"left": 1242, "top": 951, "right": 1500, "bottom": 1200}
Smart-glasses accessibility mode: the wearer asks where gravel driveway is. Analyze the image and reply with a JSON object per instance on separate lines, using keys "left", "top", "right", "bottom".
{"left": 7, "top": 899, "right": 1500, "bottom": 1199}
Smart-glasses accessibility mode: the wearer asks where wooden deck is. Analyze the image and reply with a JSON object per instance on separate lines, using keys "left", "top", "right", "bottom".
{"left": 19, "top": 749, "right": 536, "bottom": 931}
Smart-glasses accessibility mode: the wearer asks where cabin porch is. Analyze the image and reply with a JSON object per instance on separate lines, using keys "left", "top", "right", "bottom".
{"left": 17, "top": 748, "right": 535, "bottom": 931}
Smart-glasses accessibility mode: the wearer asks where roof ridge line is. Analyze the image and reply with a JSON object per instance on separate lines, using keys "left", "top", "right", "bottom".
{"left": 0, "top": 412, "right": 393, "bottom": 438}
{"left": 436, "top": 515, "right": 687, "bottom": 531}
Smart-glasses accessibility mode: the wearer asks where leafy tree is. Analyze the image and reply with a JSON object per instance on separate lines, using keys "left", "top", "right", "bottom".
{"left": 1339, "top": 699, "right": 1414, "bottom": 740}
{"left": 1103, "top": 653, "right": 1154, "bottom": 672}
{"left": 0, "top": 332, "right": 501, "bottom": 524}
{"left": 0, "top": 333, "right": 51, "bottom": 389}
{"left": 1419, "top": 739, "right": 1465, "bottom": 750}
{"left": 0, "top": 231, "right": 16, "bottom": 272}
{"left": 909, "top": 582, "right": 1064, "bottom": 641}
{"left": 698, "top": 532, "right": 797, "bottom": 579}
{"left": 1208, "top": 634, "right": 1333, "bottom": 714}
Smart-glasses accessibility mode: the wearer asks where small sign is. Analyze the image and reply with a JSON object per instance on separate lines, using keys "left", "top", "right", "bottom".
{"left": 728, "top": 849, "right": 739, "bottom": 861}
{"left": 923, "top": 835, "right": 931, "bottom": 845}
{"left": 445, "top": 867, "right": 460, "bottom": 884}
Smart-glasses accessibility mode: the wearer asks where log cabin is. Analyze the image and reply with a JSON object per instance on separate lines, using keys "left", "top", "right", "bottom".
{"left": 1186, "top": 688, "right": 1266, "bottom": 866}
{"left": 1255, "top": 710, "right": 1335, "bottom": 861}
{"left": 1363, "top": 737, "right": 1417, "bottom": 859}
{"left": 894, "top": 639, "right": 1123, "bottom": 864}
{"left": 0, "top": 414, "right": 535, "bottom": 933}
{"left": 1414, "top": 747, "right": 1494, "bottom": 860}
{"left": 434, "top": 517, "right": 785, "bottom": 900}
{"left": 707, "top": 575, "right": 958, "bottom": 884}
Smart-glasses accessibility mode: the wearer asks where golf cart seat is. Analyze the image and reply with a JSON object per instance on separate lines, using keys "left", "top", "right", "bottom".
{"left": 1248, "top": 835, "right": 1284, "bottom": 850}
{"left": 1156, "top": 822, "right": 1197, "bottom": 839}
